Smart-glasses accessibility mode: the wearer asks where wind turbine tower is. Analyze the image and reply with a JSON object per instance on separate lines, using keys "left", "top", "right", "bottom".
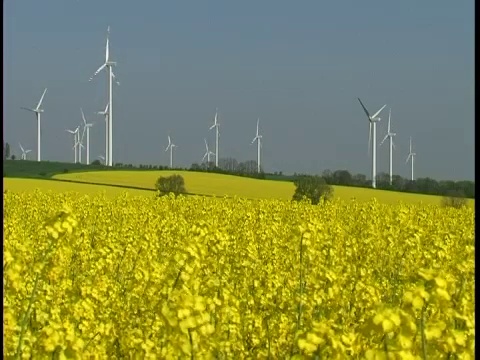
{"left": 209, "top": 109, "right": 220, "bottom": 167}
{"left": 81, "top": 108, "right": 94, "bottom": 165}
{"left": 379, "top": 108, "right": 396, "bottom": 185}
{"left": 89, "top": 26, "right": 119, "bottom": 167}
{"left": 251, "top": 118, "right": 263, "bottom": 173}
{"left": 21, "top": 88, "right": 47, "bottom": 162}
{"left": 165, "top": 135, "right": 176, "bottom": 168}
{"left": 96, "top": 103, "right": 109, "bottom": 166}
{"left": 406, "top": 137, "right": 416, "bottom": 181}
{"left": 357, "top": 98, "right": 387, "bottom": 189}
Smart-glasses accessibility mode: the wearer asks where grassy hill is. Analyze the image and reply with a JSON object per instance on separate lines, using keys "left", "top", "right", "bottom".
{"left": 3, "top": 160, "right": 475, "bottom": 207}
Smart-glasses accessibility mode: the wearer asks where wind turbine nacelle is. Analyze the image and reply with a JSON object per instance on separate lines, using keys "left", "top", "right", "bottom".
{"left": 106, "top": 61, "right": 116, "bottom": 66}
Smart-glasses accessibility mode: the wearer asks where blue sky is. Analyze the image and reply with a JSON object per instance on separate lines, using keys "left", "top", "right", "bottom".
{"left": 4, "top": 0, "right": 474, "bottom": 180}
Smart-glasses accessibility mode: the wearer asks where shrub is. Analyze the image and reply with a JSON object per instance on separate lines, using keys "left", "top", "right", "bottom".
{"left": 90, "top": 160, "right": 101, "bottom": 166}
{"left": 442, "top": 189, "right": 468, "bottom": 209}
{"left": 63, "top": 168, "right": 69, "bottom": 173}
{"left": 155, "top": 174, "right": 187, "bottom": 197}
{"left": 292, "top": 175, "right": 333, "bottom": 205}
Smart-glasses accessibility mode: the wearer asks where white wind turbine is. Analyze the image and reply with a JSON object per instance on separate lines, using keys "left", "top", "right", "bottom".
{"left": 406, "top": 137, "right": 416, "bottom": 181}
{"left": 20, "top": 88, "right": 47, "bottom": 162}
{"left": 379, "top": 108, "right": 397, "bottom": 185}
{"left": 358, "top": 98, "right": 387, "bottom": 189}
{"left": 209, "top": 109, "right": 220, "bottom": 167}
{"left": 98, "top": 155, "right": 106, "bottom": 164}
{"left": 96, "top": 103, "right": 109, "bottom": 166}
{"left": 202, "top": 138, "right": 215, "bottom": 164}
{"left": 89, "top": 26, "right": 120, "bottom": 167}
{"left": 251, "top": 118, "right": 263, "bottom": 173}
{"left": 165, "top": 135, "right": 177, "bottom": 168}
{"left": 80, "top": 108, "right": 94, "bottom": 165}
{"left": 66, "top": 126, "right": 80, "bottom": 163}
{"left": 18, "top": 143, "right": 32, "bottom": 160}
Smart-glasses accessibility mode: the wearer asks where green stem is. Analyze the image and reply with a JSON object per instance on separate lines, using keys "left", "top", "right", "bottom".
{"left": 14, "top": 272, "right": 40, "bottom": 360}
{"left": 420, "top": 306, "right": 427, "bottom": 360}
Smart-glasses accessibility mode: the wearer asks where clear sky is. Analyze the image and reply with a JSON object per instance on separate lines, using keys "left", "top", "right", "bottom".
{"left": 4, "top": 0, "right": 474, "bottom": 181}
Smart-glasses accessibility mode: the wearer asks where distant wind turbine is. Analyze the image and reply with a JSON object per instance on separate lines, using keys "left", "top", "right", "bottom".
{"left": 202, "top": 138, "right": 215, "bottom": 164}
{"left": 89, "top": 26, "right": 119, "bottom": 167}
{"left": 20, "top": 88, "right": 47, "bottom": 162}
{"left": 81, "top": 108, "right": 94, "bottom": 165}
{"left": 251, "top": 118, "right": 263, "bottom": 173}
{"left": 406, "top": 137, "right": 416, "bottom": 181}
{"left": 96, "top": 103, "right": 109, "bottom": 166}
{"left": 209, "top": 109, "right": 220, "bottom": 167}
{"left": 357, "top": 98, "right": 387, "bottom": 189}
{"left": 98, "top": 155, "right": 106, "bottom": 164}
{"left": 379, "top": 108, "right": 397, "bottom": 185}
{"left": 165, "top": 135, "right": 177, "bottom": 168}
{"left": 66, "top": 126, "right": 80, "bottom": 163}
{"left": 18, "top": 143, "right": 32, "bottom": 160}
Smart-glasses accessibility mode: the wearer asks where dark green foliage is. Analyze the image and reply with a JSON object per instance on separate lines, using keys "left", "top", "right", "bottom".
{"left": 90, "top": 160, "right": 102, "bottom": 166}
{"left": 292, "top": 175, "right": 333, "bottom": 205}
{"left": 442, "top": 190, "right": 468, "bottom": 209}
{"left": 10, "top": 155, "right": 16, "bottom": 161}
{"left": 155, "top": 174, "right": 187, "bottom": 197}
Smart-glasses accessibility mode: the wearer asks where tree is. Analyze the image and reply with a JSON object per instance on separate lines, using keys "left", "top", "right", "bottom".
{"left": 332, "top": 170, "right": 352, "bottom": 185}
{"left": 292, "top": 175, "right": 333, "bottom": 205}
{"left": 442, "top": 189, "right": 468, "bottom": 209}
{"left": 10, "top": 154, "right": 16, "bottom": 161}
{"left": 90, "top": 159, "right": 102, "bottom": 165}
{"left": 155, "top": 174, "right": 187, "bottom": 197}
{"left": 4, "top": 142, "right": 10, "bottom": 160}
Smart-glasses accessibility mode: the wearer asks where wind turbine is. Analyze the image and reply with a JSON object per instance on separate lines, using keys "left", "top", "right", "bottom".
{"left": 66, "top": 127, "right": 80, "bottom": 163}
{"left": 89, "top": 26, "right": 119, "bottom": 167}
{"left": 251, "top": 118, "right": 263, "bottom": 173}
{"left": 379, "top": 108, "right": 397, "bottom": 185}
{"left": 165, "top": 135, "right": 177, "bottom": 168}
{"left": 202, "top": 138, "right": 215, "bottom": 165}
{"left": 406, "top": 137, "right": 416, "bottom": 181}
{"left": 18, "top": 143, "right": 32, "bottom": 160}
{"left": 98, "top": 155, "right": 106, "bottom": 164}
{"left": 20, "top": 88, "right": 47, "bottom": 162}
{"left": 81, "top": 108, "right": 94, "bottom": 165}
{"left": 96, "top": 103, "right": 109, "bottom": 166}
{"left": 357, "top": 98, "right": 387, "bottom": 189}
{"left": 209, "top": 109, "right": 220, "bottom": 167}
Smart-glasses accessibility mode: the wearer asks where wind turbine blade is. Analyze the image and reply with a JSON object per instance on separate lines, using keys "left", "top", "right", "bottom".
{"left": 81, "top": 108, "right": 87, "bottom": 125}
{"left": 19, "top": 143, "right": 24, "bottom": 152}
{"left": 379, "top": 134, "right": 389, "bottom": 146}
{"left": 371, "top": 104, "right": 387, "bottom": 119}
{"left": 111, "top": 71, "right": 120, "bottom": 86}
{"left": 105, "top": 29, "right": 110, "bottom": 62}
{"left": 104, "top": 103, "right": 109, "bottom": 114}
{"left": 20, "top": 107, "right": 35, "bottom": 112}
{"left": 25, "top": 150, "right": 32, "bottom": 154}
{"left": 89, "top": 64, "right": 106, "bottom": 82}
{"left": 202, "top": 153, "right": 208, "bottom": 161}
{"left": 256, "top": 118, "right": 260, "bottom": 136}
{"left": 409, "top": 137, "right": 412, "bottom": 153}
{"left": 406, "top": 154, "right": 411, "bottom": 164}
{"left": 357, "top": 98, "right": 371, "bottom": 118}
{"left": 388, "top": 108, "right": 391, "bottom": 132}
{"left": 392, "top": 140, "right": 396, "bottom": 150}
{"left": 36, "top": 88, "right": 48, "bottom": 109}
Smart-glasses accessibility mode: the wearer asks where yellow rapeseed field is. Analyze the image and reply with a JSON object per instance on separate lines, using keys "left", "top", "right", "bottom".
{"left": 4, "top": 190, "right": 474, "bottom": 359}
{"left": 52, "top": 170, "right": 472, "bottom": 207}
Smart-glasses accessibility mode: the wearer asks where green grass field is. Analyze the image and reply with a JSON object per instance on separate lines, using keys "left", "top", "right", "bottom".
{"left": 4, "top": 160, "right": 474, "bottom": 207}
